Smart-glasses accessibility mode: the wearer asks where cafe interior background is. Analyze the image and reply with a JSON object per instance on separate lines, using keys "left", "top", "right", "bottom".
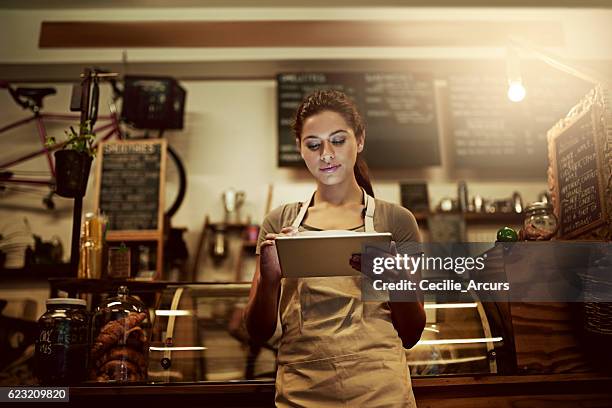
{"left": 1, "top": 0, "right": 612, "bottom": 394}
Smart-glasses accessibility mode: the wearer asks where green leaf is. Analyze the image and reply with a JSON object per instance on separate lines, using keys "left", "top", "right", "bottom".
{"left": 56, "top": 121, "right": 97, "bottom": 157}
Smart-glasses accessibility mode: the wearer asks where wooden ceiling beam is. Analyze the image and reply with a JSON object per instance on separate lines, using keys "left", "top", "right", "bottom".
{"left": 39, "top": 20, "right": 564, "bottom": 48}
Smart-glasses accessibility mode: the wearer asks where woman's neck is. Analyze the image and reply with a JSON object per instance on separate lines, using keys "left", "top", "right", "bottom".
{"left": 314, "top": 178, "right": 363, "bottom": 207}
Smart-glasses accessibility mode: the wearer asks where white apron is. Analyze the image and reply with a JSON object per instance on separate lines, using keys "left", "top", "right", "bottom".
{"left": 275, "top": 190, "right": 417, "bottom": 408}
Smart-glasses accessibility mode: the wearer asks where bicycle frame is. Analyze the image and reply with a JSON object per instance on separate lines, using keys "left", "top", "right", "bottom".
{"left": 1, "top": 73, "right": 186, "bottom": 218}
{"left": 0, "top": 107, "right": 122, "bottom": 187}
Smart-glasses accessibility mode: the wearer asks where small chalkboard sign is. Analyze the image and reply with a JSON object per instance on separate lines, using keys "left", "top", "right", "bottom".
{"left": 277, "top": 72, "right": 440, "bottom": 168}
{"left": 547, "top": 86, "right": 611, "bottom": 240}
{"left": 95, "top": 140, "right": 167, "bottom": 278}
{"left": 401, "top": 182, "right": 430, "bottom": 213}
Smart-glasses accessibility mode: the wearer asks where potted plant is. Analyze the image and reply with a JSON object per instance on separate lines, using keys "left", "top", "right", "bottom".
{"left": 46, "top": 121, "right": 96, "bottom": 198}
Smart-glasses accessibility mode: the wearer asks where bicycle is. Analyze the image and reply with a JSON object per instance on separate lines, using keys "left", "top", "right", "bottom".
{"left": 0, "top": 70, "right": 187, "bottom": 218}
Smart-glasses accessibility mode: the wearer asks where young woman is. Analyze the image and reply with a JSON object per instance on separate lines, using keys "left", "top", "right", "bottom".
{"left": 244, "top": 89, "right": 425, "bottom": 407}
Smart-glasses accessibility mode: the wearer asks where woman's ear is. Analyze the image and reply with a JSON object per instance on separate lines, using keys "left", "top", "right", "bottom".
{"left": 357, "top": 133, "right": 365, "bottom": 153}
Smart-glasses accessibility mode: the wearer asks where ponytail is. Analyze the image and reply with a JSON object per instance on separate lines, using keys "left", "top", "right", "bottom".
{"left": 354, "top": 154, "right": 374, "bottom": 198}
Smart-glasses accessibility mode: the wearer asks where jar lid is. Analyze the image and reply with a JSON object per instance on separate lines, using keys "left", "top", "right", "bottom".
{"left": 524, "top": 201, "right": 552, "bottom": 213}
{"left": 46, "top": 298, "right": 87, "bottom": 306}
{"left": 94, "top": 285, "right": 145, "bottom": 313}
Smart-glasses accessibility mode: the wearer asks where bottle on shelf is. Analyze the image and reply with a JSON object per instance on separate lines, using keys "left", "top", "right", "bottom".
{"left": 496, "top": 226, "right": 519, "bottom": 242}
{"left": 78, "top": 210, "right": 107, "bottom": 279}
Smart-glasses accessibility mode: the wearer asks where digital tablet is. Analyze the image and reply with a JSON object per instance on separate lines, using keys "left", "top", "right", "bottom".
{"left": 275, "top": 232, "right": 392, "bottom": 278}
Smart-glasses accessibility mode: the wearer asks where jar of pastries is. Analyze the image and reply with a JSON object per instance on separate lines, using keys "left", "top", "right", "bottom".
{"left": 522, "top": 202, "right": 558, "bottom": 240}
{"left": 90, "top": 286, "right": 149, "bottom": 382}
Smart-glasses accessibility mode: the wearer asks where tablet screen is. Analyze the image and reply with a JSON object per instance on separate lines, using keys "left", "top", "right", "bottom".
{"left": 275, "top": 232, "right": 392, "bottom": 278}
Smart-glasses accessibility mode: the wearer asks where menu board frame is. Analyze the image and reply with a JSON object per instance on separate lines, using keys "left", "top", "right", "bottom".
{"left": 547, "top": 86, "right": 611, "bottom": 240}
{"left": 95, "top": 139, "right": 167, "bottom": 278}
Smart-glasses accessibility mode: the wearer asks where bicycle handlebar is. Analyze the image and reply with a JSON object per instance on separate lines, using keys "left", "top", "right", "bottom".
{"left": 89, "top": 80, "right": 100, "bottom": 126}
{"left": 80, "top": 72, "right": 118, "bottom": 79}
{"left": 88, "top": 67, "right": 123, "bottom": 101}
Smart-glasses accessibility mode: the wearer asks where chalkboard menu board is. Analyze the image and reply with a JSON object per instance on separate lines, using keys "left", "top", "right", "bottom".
{"left": 547, "top": 86, "right": 609, "bottom": 240}
{"left": 277, "top": 73, "right": 440, "bottom": 168}
{"left": 553, "top": 111, "right": 602, "bottom": 237}
{"left": 447, "top": 71, "right": 591, "bottom": 172}
{"left": 97, "top": 140, "right": 166, "bottom": 232}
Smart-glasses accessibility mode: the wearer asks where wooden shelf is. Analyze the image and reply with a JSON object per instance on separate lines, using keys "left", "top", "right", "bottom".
{"left": 205, "top": 222, "right": 251, "bottom": 230}
{"left": 242, "top": 240, "right": 257, "bottom": 249}
{"left": 192, "top": 216, "right": 260, "bottom": 282}
{"left": 49, "top": 278, "right": 170, "bottom": 296}
{"left": 414, "top": 212, "right": 523, "bottom": 224}
{"left": 0, "top": 263, "right": 72, "bottom": 281}
{"left": 48, "top": 278, "right": 258, "bottom": 299}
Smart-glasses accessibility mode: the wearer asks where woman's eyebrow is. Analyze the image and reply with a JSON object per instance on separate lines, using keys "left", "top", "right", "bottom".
{"left": 303, "top": 129, "right": 348, "bottom": 140}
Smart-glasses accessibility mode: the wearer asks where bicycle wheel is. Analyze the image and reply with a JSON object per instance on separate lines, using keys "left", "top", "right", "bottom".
{"left": 164, "top": 143, "right": 187, "bottom": 219}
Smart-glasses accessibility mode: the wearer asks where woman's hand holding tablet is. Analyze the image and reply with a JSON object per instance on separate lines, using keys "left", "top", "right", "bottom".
{"left": 260, "top": 226, "right": 298, "bottom": 285}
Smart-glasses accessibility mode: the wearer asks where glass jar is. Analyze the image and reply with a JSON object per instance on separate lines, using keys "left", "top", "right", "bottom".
{"left": 90, "top": 286, "right": 150, "bottom": 382}
{"left": 522, "top": 202, "right": 558, "bottom": 240}
{"left": 35, "top": 298, "right": 89, "bottom": 385}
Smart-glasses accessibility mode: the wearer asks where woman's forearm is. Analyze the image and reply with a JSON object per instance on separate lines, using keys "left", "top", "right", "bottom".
{"left": 388, "top": 246, "right": 425, "bottom": 349}
{"left": 244, "top": 264, "right": 281, "bottom": 344}
{"left": 388, "top": 300, "right": 426, "bottom": 349}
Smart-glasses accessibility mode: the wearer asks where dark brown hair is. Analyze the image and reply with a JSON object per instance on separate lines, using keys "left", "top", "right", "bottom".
{"left": 292, "top": 89, "right": 374, "bottom": 197}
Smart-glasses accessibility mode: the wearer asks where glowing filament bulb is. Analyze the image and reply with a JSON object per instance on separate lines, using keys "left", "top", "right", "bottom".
{"left": 507, "top": 80, "right": 526, "bottom": 102}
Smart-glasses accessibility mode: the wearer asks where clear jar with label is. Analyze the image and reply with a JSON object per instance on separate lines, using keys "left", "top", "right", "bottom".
{"left": 35, "top": 298, "right": 89, "bottom": 385}
{"left": 522, "top": 202, "right": 558, "bottom": 240}
{"left": 90, "top": 286, "right": 150, "bottom": 382}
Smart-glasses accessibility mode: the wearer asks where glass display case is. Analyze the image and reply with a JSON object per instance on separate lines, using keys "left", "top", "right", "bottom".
{"left": 143, "top": 282, "right": 514, "bottom": 382}
{"left": 409, "top": 299, "right": 513, "bottom": 376}
{"left": 42, "top": 278, "right": 516, "bottom": 384}
{"left": 149, "top": 284, "right": 275, "bottom": 383}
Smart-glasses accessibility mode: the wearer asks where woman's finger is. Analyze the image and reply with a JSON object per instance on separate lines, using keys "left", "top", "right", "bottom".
{"left": 390, "top": 240, "right": 398, "bottom": 255}
{"left": 280, "top": 226, "right": 298, "bottom": 236}
{"left": 260, "top": 239, "right": 275, "bottom": 248}
{"left": 349, "top": 253, "right": 361, "bottom": 272}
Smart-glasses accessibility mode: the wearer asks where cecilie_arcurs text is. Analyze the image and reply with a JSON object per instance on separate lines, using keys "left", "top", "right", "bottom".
{"left": 371, "top": 279, "right": 510, "bottom": 292}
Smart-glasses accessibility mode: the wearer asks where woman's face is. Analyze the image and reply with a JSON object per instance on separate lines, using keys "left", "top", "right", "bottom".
{"left": 298, "top": 110, "right": 364, "bottom": 187}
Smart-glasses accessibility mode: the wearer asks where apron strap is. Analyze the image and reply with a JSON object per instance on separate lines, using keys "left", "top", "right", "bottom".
{"left": 291, "top": 191, "right": 313, "bottom": 229}
{"left": 364, "top": 190, "right": 376, "bottom": 233}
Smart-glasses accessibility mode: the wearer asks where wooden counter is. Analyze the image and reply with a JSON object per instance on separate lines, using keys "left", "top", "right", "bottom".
{"left": 65, "top": 373, "right": 612, "bottom": 407}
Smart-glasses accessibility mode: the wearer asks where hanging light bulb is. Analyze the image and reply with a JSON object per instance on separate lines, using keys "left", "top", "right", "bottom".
{"left": 507, "top": 79, "right": 526, "bottom": 102}
{"left": 506, "top": 45, "right": 526, "bottom": 102}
